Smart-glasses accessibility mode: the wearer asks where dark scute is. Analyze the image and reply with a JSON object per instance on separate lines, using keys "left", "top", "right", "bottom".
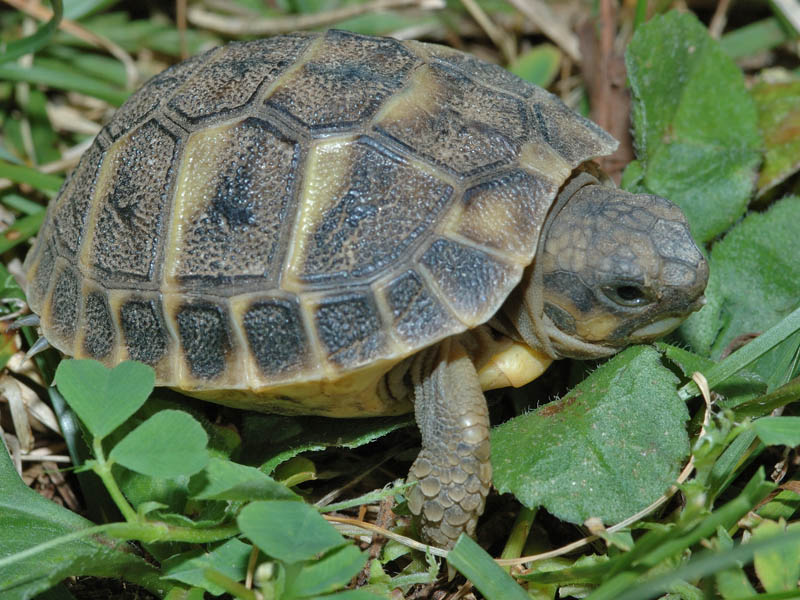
{"left": 176, "top": 118, "right": 297, "bottom": 285}
{"left": 542, "top": 271, "right": 596, "bottom": 314}
{"left": 244, "top": 298, "right": 307, "bottom": 376}
{"left": 176, "top": 303, "right": 231, "bottom": 379}
{"left": 420, "top": 238, "right": 513, "bottom": 317}
{"left": 168, "top": 35, "right": 313, "bottom": 124}
{"left": 315, "top": 293, "right": 384, "bottom": 367}
{"left": 52, "top": 142, "right": 105, "bottom": 256}
{"left": 107, "top": 48, "right": 213, "bottom": 139}
{"left": 120, "top": 299, "right": 168, "bottom": 365}
{"left": 91, "top": 120, "right": 179, "bottom": 282}
{"left": 386, "top": 270, "right": 455, "bottom": 343}
{"left": 30, "top": 242, "right": 56, "bottom": 308}
{"left": 529, "top": 96, "right": 615, "bottom": 166}
{"left": 50, "top": 268, "right": 80, "bottom": 342}
{"left": 266, "top": 29, "right": 417, "bottom": 131}
{"left": 82, "top": 292, "right": 115, "bottom": 359}
{"left": 375, "top": 63, "right": 527, "bottom": 177}
{"left": 300, "top": 138, "right": 452, "bottom": 284}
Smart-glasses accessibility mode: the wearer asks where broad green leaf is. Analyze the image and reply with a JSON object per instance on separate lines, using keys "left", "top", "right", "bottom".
{"left": 508, "top": 44, "right": 561, "bottom": 88}
{"left": 189, "top": 457, "right": 299, "bottom": 501}
{"left": 492, "top": 346, "right": 689, "bottom": 524}
{"left": 53, "top": 359, "right": 154, "bottom": 439}
{"left": 162, "top": 539, "right": 252, "bottom": 596}
{"left": 237, "top": 500, "right": 344, "bottom": 564}
{"left": 0, "top": 441, "right": 162, "bottom": 599}
{"left": 752, "top": 417, "right": 800, "bottom": 447}
{"left": 109, "top": 410, "right": 209, "bottom": 477}
{"left": 283, "top": 545, "right": 367, "bottom": 598}
{"left": 305, "top": 591, "right": 388, "bottom": 600}
{"left": 751, "top": 79, "right": 800, "bottom": 194}
{"left": 625, "top": 11, "right": 761, "bottom": 242}
{"left": 681, "top": 197, "right": 800, "bottom": 370}
{"left": 447, "top": 535, "right": 530, "bottom": 600}
{"left": 752, "top": 519, "right": 800, "bottom": 592}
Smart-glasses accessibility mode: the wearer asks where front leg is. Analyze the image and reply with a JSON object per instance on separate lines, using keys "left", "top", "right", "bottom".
{"left": 406, "top": 339, "right": 492, "bottom": 549}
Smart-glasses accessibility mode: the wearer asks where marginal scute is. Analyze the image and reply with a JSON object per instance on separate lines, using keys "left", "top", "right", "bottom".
{"left": 265, "top": 29, "right": 417, "bottom": 132}
{"left": 52, "top": 142, "right": 105, "bottom": 256}
{"left": 119, "top": 297, "right": 169, "bottom": 366}
{"left": 168, "top": 117, "right": 298, "bottom": 289}
{"left": 242, "top": 297, "right": 308, "bottom": 378}
{"left": 25, "top": 241, "right": 56, "bottom": 312}
{"left": 529, "top": 93, "right": 617, "bottom": 165}
{"left": 82, "top": 290, "right": 115, "bottom": 360}
{"left": 454, "top": 169, "right": 556, "bottom": 261}
{"left": 168, "top": 35, "right": 312, "bottom": 125}
{"left": 175, "top": 302, "right": 232, "bottom": 380}
{"left": 420, "top": 238, "right": 519, "bottom": 326}
{"left": 49, "top": 266, "right": 80, "bottom": 349}
{"left": 374, "top": 63, "right": 528, "bottom": 177}
{"left": 90, "top": 119, "right": 180, "bottom": 282}
{"left": 106, "top": 49, "right": 213, "bottom": 139}
{"left": 381, "top": 269, "right": 458, "bottom": 346}
{"left": 292, "top": 137, "right": 452, "bottom": 285}
{"left": 313, "top": 292, "right": 385, "bottom": 368}
{"left": 429, "top": 47, "right": 536, "bottom": 98}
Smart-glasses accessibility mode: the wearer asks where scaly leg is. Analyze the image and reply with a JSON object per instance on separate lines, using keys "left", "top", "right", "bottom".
{"left": 406, "top": 339, "right": 492, "bottom": 548}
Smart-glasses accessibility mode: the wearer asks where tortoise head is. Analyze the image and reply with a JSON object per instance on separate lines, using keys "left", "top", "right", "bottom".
{"left": 523, "top": 174, "right": 708, "bottom": 359}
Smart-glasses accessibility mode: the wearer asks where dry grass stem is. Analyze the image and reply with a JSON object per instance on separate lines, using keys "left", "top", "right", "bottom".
{"left": 188, "top": 0, "right": 445, "bottom": 36}
{"left": 505, "top": 0, "right": 580, "bottom": 61}
{"left": 3, "top": 0, "right": 139, "bottom": 88}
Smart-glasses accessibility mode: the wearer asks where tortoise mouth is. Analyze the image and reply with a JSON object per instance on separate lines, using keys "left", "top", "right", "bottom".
{"left": 631, "top": 316, "right": 684, "bottom": 339}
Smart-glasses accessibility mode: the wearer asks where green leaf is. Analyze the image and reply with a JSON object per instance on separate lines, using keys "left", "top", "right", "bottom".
{"left": 0, "top": 159, "right": 63, "bottom": 193}
{"left": 283, "top": 545, "right": 367, "bottom": 598}
{"left": 507, "top": 44, "right": 561, "bottom": 88}
{"left": 752, "top": 417, "right": 800, "bottom": 447}
{"left": 752, "top": 519, "right": 800, "bottom": 593}
{"left": 189, "top": 457, "right": 300, "bottom": 501}
{"left": 162, "top": 539, "right": 252, "bottom": 596}
{"left": 237, "top": 500, "right": 345, "bottom": 564}
{"left": 0, "top": 63, "right": 129, "bottom": 106}
{"left": 625, "top": 11, "right": 761, "bottom": 242}
{"left": 447, "top": 535, "right": 530, "bottom": 600}
{"left": 0, "top": 441, "right": 162, "bottom": 599}
{"left": 109, "top": 410, "right": 209, "bottom": 477}
{"left": 751, "top": 79, "right": 800, "bottom": 194}
{"left": 682, "top": 197, "right": 800, "bottom": 370}
{"left": 241, "top": 414, "right": 411, "bottom": 473}
{"left": 492, "top": 346, "right": 688, "bottom": 524}
{"left": 0, "top": 211, "right": 45, "bottom": 254}
{"left": 53, "top": 359, "right": 154, "bottom": 439}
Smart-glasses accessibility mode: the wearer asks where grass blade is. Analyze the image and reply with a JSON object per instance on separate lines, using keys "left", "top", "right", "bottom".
{"left": 0, "top": 0, "right": 63, "bottom": 64}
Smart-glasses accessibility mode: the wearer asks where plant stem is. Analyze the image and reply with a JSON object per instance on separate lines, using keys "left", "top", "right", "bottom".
{"left": 92, "top": 436, "right": 138, "bottom": 523}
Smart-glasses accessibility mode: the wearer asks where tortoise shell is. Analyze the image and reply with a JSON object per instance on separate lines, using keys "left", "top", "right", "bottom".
{"left": 23, "top": 30, "right": 616, "bottom": 409}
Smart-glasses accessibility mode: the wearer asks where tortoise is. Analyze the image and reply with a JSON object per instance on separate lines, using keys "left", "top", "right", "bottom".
{"left": 22, "top": 30, "right": 708, "bottom": 548}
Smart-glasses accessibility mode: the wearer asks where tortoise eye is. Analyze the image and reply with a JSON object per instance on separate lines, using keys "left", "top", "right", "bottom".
{"left": 603, "top": 284, "right": 651, "bottom": 308}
